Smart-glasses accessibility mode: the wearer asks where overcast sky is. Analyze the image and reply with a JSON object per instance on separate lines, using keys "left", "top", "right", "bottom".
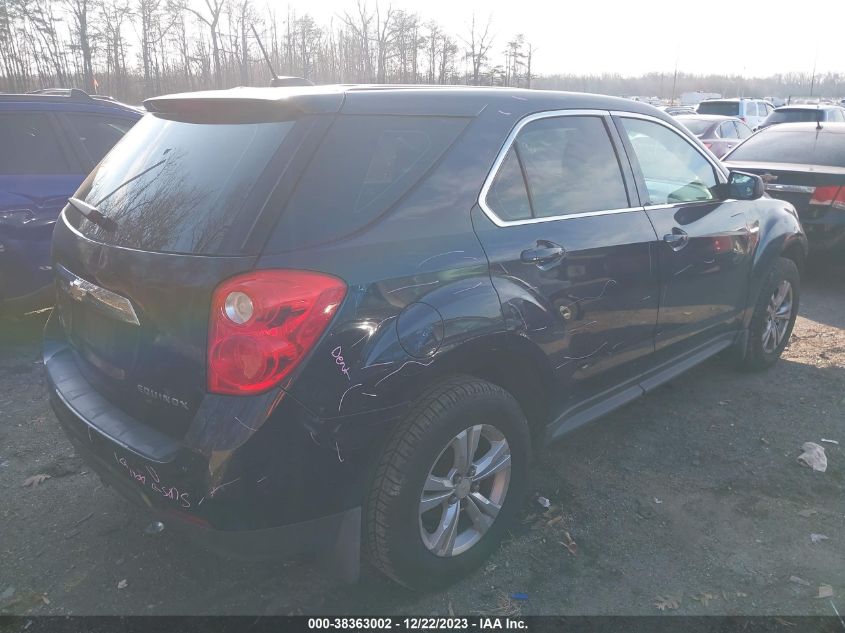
{"left": 301, "top": 0, "right": 843, "bottom": 77}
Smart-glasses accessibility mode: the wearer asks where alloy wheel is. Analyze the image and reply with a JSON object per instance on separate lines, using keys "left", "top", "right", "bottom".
{"left": 418, "top": 424, "right": 512, "bottom": 557}
{"left": 762, "top": 280, "right": 793, "bottom": 354}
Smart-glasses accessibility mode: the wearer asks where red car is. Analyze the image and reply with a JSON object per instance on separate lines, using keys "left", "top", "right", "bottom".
{"left": 676, "top": 114, "right": 753, "bottom": 158}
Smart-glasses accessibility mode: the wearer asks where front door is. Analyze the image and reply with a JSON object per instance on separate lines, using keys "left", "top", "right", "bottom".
{"left": 471, "top": 111, "right": 660, "bottom": 419}
{"left": 613, "top": 114, "right": 754, "bottom": 354}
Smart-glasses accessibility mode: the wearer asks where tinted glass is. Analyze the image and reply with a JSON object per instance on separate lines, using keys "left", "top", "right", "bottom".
{"left": 832, "top": 110, "right": 845, "bottom": 122}
{"left": 620, "top": 117, "right": 718, "bottom": 204}
{"left": 746, "top": 102, "right": 758, "bottom": 117}
{"left": 486, "top": 148, "right": 531, "bottom": 221}
{"left": 65, "top": 113, "right": 135, "bottom": 164}
{"left": 0, "top": 113, "right": 73, "bottom": 174}
{"left": 677, "top": 118, "right": 712, "bottom": 136}
{"left": 725, "top": 128, "right": 845, "bottom": 167}
{"left": 766, "top": 109, "right": 824, "bottom": 124}
{"left": 68, "top": 114, "right": 293, "bottom": 254}
{"left": 512, "top": 116, "right": 628, "bottom": 217}
{"left": 698, "top": 101, "right": 740, "bottom": 116}
{"left": 270, "top": 115, "right": 468, "bottom": 251}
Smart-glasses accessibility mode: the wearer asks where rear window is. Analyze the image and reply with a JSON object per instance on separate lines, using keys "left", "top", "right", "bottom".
{"left": 697, "top": 101, "right": 740, "bottom": 116}
{"left": 726, "top": 129, "right": 845, "bottom": 167}
{"left": 677, "top": 118, "right": 713, "bottom": 136}
{"left": 268, "top": 114, "right": 468, "bottom": 252}
{"left": 765, "top": 109, "right": 823, "bottom": 124}
{"left": 68, "top": 114, "right": 293, "bottom": 254}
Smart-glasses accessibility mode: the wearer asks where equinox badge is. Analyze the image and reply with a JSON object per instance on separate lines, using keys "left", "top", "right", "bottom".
{"left": 137, "top": 384, "right": 190, "bottom": 410}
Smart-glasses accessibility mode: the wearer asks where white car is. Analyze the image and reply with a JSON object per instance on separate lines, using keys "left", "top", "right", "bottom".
{"left": 697, "top": 98, "right": 774, "bottom": 130}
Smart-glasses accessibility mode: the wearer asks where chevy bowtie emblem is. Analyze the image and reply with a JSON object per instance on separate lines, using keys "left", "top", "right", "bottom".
{"left": 67, "top": 278, "right": 87, "bottom": 302}
{"left": 760, "top": 173, "right": 778, "bottom": 183}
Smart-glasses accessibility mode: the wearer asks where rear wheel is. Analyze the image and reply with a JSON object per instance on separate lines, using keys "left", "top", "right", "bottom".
{"left": 739, "top": 256, "right": 800, "bottom": 371}
{"left": 365, "top": 376, "right": 530, "bottom": 589}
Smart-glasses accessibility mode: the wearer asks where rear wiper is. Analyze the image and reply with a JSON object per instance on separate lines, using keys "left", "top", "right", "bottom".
{"left": 67, "top": 197, "right": 117, "bottom": 231}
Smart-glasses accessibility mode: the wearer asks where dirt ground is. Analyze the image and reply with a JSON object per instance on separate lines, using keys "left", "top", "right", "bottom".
{"left": 1, "top": 266, "right": 844, "bottom": 617}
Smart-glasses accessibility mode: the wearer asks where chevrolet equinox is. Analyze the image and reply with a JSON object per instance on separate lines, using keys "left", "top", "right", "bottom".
{"left": 44, "top": 85, "right": 807, "bottom": 589}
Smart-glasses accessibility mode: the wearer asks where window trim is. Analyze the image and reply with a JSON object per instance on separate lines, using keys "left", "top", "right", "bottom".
{"left": 477, "top": 109, "right": 641, "bottom": 227}
{"left": 610, "top": 111, "right": 729, "bottom": 209}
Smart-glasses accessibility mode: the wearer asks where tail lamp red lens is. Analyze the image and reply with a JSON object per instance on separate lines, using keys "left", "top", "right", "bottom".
{"left": 810, "top": 186, "right": 845, "bottom": 210}
{"left": 208, "top": 270, "right": 346, "bottom": 395}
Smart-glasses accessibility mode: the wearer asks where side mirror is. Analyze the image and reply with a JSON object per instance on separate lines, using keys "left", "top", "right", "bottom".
{"left": 728, "top": 170, "right": 764, "bottom": 200}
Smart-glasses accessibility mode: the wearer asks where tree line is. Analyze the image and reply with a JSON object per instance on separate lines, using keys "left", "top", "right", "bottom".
{"left": 536, "top": 71, "right": 845, "bottom": 101}
{"left": 0, "top": 0, "right": 535, "bottom": 102}
{"left": 0, "top": 0, "right": 841, "bottom": 104}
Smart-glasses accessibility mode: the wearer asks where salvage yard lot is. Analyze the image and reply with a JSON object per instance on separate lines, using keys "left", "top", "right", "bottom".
{"left": 1, "top": 268, "right": 844, "bottom": 616}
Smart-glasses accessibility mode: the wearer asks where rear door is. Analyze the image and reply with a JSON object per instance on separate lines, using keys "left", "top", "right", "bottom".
{"left": 613, "top": 113, "right": 754, "bottom": 355}
{"left": 471, "top": 111, "right": 660, "bottom": 416}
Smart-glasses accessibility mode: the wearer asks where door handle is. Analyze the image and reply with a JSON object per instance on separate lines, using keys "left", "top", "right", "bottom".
{"left": 663, "top": 229, "right": 689, "bottom": 251}
{"left": 521, "top": 241, "right": 566, "bottom": 267}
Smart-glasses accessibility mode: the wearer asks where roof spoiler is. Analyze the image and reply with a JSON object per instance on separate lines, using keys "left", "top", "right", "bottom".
{"left": 143, "top": 86, "right": 344, "bottom": 121}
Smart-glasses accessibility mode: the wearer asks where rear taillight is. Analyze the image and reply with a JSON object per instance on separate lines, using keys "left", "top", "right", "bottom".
{"left": 810, "top": 186, "right": 845, "bottom": 210}
{"left": 208, "top": 270, "right": 346, "bottom": 395}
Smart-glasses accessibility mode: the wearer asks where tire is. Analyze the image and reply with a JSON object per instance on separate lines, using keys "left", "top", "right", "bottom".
{"left": 739, "top": 256, "right": 800, "bottom": 371}
{"left": 365, "top": 376, "right": 531, "bottom": 590}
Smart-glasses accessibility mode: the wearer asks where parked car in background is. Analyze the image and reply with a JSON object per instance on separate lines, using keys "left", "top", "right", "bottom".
{"left": 45, "top": 85, "right": 806, "bottom": 589}
{"left": 660, "top": 105, "right": 697, "bottom": 116}
{"left": 724, "top": 122, "right": 845, "bottom": 254}
{"left": 697, "top": 98, "right": 774, "bottom": 130}
{"left": 675, "top": 114, "right": 753, "bottom": 158}
{"left": 757, "top": 104, "right": 845, "bottom": 130}
{"left": 0, "top": 89, "right": 141, "bottom": 316}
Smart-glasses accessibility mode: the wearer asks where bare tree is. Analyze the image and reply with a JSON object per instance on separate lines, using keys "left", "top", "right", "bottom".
{"left": 462, "top": 13, "right": 493, "bottom": 86}
{"left": 182, "top": 0, "right": 224, "bottom": 88}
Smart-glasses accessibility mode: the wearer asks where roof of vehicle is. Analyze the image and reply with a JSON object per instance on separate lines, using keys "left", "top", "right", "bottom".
{"left": 700, "top": 97, "right": 767, "bottom": 103}
{"left": 676, "top": 114, "right": 736, "bottom": 121}
{"left": 774, "top": 104, "right": 844, "bottom": 111}
{"left": 758, "top": 122, "right": 845, "bottom": 134}
{"left": 142, "top": 84, "right": 675, "bottom": 120}
{"left": 0, "top": 88, "right": 142, "bottom": 115}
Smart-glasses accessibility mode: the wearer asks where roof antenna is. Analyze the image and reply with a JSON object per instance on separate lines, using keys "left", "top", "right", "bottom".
{"left": 251, "top": 23, "right": 278, "bottom": 83}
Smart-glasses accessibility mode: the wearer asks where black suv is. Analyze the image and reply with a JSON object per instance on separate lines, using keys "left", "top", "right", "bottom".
{"left": 45, "top": 86, "right": 806, "bottom": 589}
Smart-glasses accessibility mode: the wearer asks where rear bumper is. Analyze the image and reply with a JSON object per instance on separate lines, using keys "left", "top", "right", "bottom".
{"left": 43, "top": 312, "right": 363, "bottom": 573}
{"left": 57, "top": 408, "right": 360, "bottom": 569}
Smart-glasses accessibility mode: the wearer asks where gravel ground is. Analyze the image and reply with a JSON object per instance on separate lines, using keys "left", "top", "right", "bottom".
{"left": 1, "top": 267, "right": 843, "bottom": 617}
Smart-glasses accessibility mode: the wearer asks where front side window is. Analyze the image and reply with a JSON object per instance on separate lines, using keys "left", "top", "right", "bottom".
{"left": 65, "top": 113, "right": 136, "bottom": 164}
{"left": 619, "top": 117, "right": 719, "bottom": 205}
{"left": 485, "top": 115, "right": 629, "bottom": 221}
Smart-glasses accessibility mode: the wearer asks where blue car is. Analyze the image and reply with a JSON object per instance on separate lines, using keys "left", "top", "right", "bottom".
{"left": 0, "top": 89, "right": 141, "bottom": 316}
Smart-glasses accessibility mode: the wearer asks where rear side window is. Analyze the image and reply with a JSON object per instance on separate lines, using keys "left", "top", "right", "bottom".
{"left": 698, "top": 101, "right": 740, "bottom": 117}
{"left": 65, "top": 113, "right": 135, "bottom": 164}
{"left": 485, "top": 115, "right": 629, "bottom": 221}
{"left": 0, "top": 113, "right": 73, "bottom": 174}
{"left": 718, "top": 122, "right": 739, "bottom": 139}
{"left": 269, "top": 115, "right": 468, "bottom": 251}
{"left": 736, "top": 121, "right": 753, "bottom": 138}
{"left": 726, "top": 129, "right": 845, "bottom": 167}
{"left": 68, "top": 114, "right": 294, "bottom": 254}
